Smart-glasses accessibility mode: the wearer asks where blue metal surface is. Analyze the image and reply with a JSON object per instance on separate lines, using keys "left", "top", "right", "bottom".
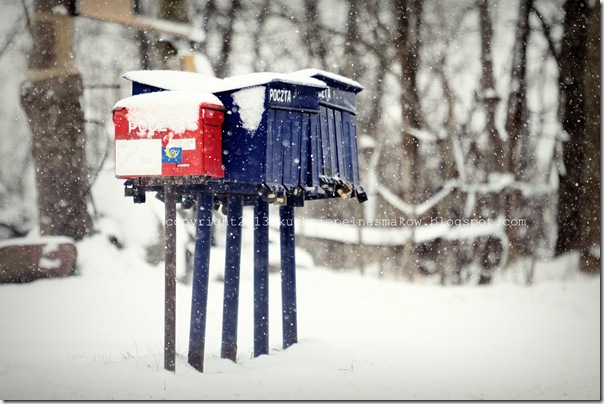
{"left": 300, "top": 71, "right": 365, "bottom": 199}
{"left": 132, "top": 81, "right": 164, "bottom": 95}
{"left": 326, "top": 106, "right": 338, "bottom": 179}
{"left": 317, "top": 107, "right": 329, "bottom": 179}
{"left": 211, "top": 81, "right": 321, "bottom": 195}
{"left": 280, "top": 205, "right": 298, "bottom": 349}
{"left": 334, "top": 107, "right": 346, "bottom": 182}
{"left": 221, "top": 195, "right": 244, "bottom": 361}
{"left": 253, "top": 198, "right": 269, "bottom": 357}
{"left": 188, "top": 192, "right": 214, "bottom": 372}
{"left": 343, "top": 112, "right": 360, "bottom": 185}
{"left": 298, "top": 113, "right": 310, "bottom": 189}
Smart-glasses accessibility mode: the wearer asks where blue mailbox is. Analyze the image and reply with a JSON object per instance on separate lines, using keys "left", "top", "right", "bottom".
{"left": 294, "top": 69, "right": 367, "bottom": 202}
{"left": 208, "top": 73, "right": 326, "bottom": 201}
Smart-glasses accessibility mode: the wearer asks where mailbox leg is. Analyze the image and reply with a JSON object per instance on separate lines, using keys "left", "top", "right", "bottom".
{"left": 188, "top": 192, "right": 214, "bottom": 372}
{"left": 280, "top": 205, "right": 298, "bottom": 349}
{"left": 164, "top": 184, "right": 177, "bottom": 372}
{"left": 221, "top": 195, "right": 243, "bottom": 362}
{"left": 253, "top": 198, "right": 270, "bottom": 357}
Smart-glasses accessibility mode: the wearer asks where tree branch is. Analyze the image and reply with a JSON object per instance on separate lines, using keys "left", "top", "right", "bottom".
{"left": 532, "top": 5, "right": 561, "bottom": 66}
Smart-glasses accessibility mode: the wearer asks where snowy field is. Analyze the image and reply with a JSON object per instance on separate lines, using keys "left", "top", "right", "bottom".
{"left": 0, "top": 169, "right": 600, "bottom": 400}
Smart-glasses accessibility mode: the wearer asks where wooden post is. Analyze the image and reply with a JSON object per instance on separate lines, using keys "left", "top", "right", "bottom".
{"left": 164, "top": 184, "right": 176, "bottom": 372}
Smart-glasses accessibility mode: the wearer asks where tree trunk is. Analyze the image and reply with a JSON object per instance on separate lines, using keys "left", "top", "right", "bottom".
{"left": 304, "top": 0, "right": 328, "bottom": 68}
{"left": 478, "top": 0, "right": 504, "bottom": 174}
{"left": 20, "top": 0, "right": 92, "bottom": 241}
{"left": 555, "top": 0, "right": 594, "bottom": 271}
{"left": 477, "top": 0, "right": 503, "bottom": 284}
{"left": 504, "top": 0, "right": 533, "bottom": 262}
{"left": 580, "top": 2, "right": 600, "bottom": 274}
{"left": 205, "top": 0, "right": 240, "bottom": 78}
{"left": 395, "top": 0, "right": 424, "bottom": 280}
{"left": 553, "top": 0, "right": 600, "bottom": 274}
{"left": 157, "top": 0, "right": 190, "bottom": 70}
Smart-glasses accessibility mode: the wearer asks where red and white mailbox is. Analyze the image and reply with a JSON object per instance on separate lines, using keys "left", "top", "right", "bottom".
{"left": 113, "top": 91, "right": 225, "bottom": 179}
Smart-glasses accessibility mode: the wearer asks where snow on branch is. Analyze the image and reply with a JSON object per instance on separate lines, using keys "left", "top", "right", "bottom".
{"left": 375, "top": 179, "right": 459, "bottom": 217}
{"left": 375, "top": 173, "right": 554, "bottom": 218}
{"left": 405, "top": 126, "right": 442, "bottom": 142}
{"left": 293, "top": 213, "right": 510, "bottom": 268}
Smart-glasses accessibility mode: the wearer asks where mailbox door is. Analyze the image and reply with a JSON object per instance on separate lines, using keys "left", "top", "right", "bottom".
{"left": 161, "top": 130, "right": 202, "bottom": 177}
{"left": 113, "top": 102, "right": 225, "bottom": 179}
{"left": 334, "top": 108, "right": 348, "bottom": 183}
{"left": 338, "top": 110, "right": 354, "bottom": 184}
{"left": 326, "top": 107, "right": 339, "bottom": 179}
{"left": 219, "top": 113, "right": 266, "bottom": 187}
{"left": 307, "top": 114, "right": 321, "bottom": 190}
{"left": 265, "top": 109, "right": 318, "bottom": 192}
{"left": 344, "top": 111, "right": 361, "bottom": 185}
{"left": 316, "top": 96, "right": 361, "bottom": 190}
{"left": 265, "top": 109, "right": 303, "bottom": 191}
{"left": 318, "top": 106, "right": 332, "bottom": 179}
{"left": 281, "top": 112, "right": 303, "bottom": 190}
{"left": 298, "top": 112, "right": 310, "bottom": 190}
{"left": 201, "top": 106, "right": 225, "bottom": 178}
{"left": 265, "top": 109, "right": 284, "bottom": 189}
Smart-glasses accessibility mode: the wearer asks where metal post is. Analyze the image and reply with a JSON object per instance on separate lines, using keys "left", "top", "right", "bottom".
{"left": 253, "top": 198, "right": 269, "bottom": 357}
{"left": 221, "top": 195, "right": 243, "bottom": 362}
{"left": 188, "top": 192, "right": 214, "bottom": 372}
{"left": 164, "top": 184, "right": 176, "bottom": 372}
{"left": 280, "top": 205, "right": 298, "bottom": 349}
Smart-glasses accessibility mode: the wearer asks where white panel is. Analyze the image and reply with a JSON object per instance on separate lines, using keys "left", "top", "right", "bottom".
{"left": 115, "top": 139, "right": 162, "bottom": 176}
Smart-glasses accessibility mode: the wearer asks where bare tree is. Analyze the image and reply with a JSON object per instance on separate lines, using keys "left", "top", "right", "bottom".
{"left": 396, "top": 0, "right": 425, "bottom": 279}
{"left": 503, "top": 0, "right": 533, "bottom": 262}
{"left": 555, "top": 0, "right": 600, "bottom": 274}
{"left": 476, "top": 0, "right": 504, "bottom": 284}
{"left": 198, "top": 0, "right": 241, "bottom": 77}
{"left": 20, "top": 0, "right": 92, "bottom": 241}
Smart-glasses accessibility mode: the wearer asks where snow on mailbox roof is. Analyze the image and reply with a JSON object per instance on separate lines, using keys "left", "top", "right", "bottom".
{"left": 293, "top": 69, "right": 364, "bottom": 92}
{"left": 121, "top": 70, "right": 328, "bottom": 93}
{"left": 121, "top": 70, "right": 223, "bottom": 92}
{"left": 113, "top": 90, "right": 223, "bottom": 136}
{"left": 214, "top": 72, "right": 327, "bottom": 92}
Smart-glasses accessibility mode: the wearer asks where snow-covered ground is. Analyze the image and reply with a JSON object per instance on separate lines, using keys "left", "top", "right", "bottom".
{"left": 0, "top": 168, "right": 600, "bottom": 400}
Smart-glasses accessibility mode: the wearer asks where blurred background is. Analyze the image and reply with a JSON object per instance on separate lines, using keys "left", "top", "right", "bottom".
{"left": 0, "top": 0, "right": 599, "bottom": 285}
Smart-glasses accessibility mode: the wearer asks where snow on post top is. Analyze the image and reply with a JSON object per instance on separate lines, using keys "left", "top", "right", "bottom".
{"left": 121, "top": 70, "right": 223, "bottom": 92}
{"left": 293, "top": 69, "right": 364, "bottom": 92}
{"left": 113, "top": 91, "right": 223, "bottom": 137}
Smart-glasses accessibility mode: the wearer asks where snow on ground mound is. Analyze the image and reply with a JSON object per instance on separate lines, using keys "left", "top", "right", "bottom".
{"left": 0, "top": 169, "right": 599, "bottom": 400}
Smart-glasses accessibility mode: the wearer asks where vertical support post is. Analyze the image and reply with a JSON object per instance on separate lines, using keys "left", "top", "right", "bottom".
{"left": 188, "top": 192, "right": 214, "bottom": 372}
{"left": 280, "top": 205, "right": 298, "bottom": 349}
{"left": 164, "top": 184, "right": 177, "bottom": 372}
{"left": 221, "top": 195, "right": 243, "bottom": 362}
{"left": 253, "top": 198, "right": 270, "bottom": 357}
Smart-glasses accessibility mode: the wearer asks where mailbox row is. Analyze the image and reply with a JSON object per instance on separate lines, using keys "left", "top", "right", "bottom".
{"left": 113, "top": 69, "right": 367, "bottom": 205}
